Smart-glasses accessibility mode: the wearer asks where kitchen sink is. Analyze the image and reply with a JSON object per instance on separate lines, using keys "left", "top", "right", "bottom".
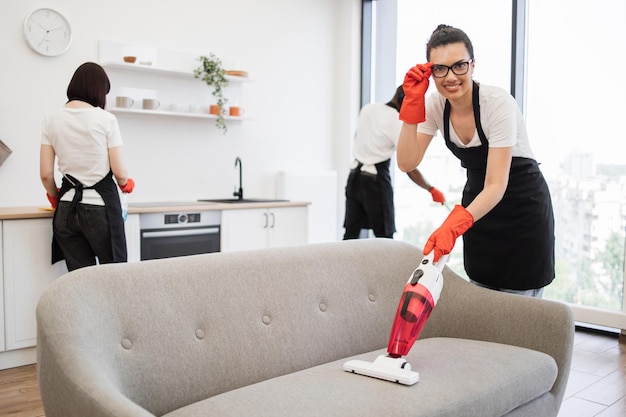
{"left": 198, "top": 198, "right": 289, "bottom": 204}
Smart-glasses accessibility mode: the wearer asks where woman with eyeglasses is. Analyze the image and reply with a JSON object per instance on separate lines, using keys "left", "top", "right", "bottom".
{"left": 397, "top": 24, "right": 555, "bottom": 297}
{"left": 343, "top": 86, "right": 446, "bottom": 240}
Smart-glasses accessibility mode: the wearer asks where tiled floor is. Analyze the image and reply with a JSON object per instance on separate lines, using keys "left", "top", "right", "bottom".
{"left": 557, "top": 328, "right": 626, "bottom": 417}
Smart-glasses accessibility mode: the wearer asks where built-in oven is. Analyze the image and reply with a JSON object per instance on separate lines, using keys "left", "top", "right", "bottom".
{"left": 139, "top": 209, "right": 221, "bottom": 261}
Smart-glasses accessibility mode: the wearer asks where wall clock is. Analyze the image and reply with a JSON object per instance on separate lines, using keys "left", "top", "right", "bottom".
{"left": 23, "top": 8, "right": 72, "bottom": 56}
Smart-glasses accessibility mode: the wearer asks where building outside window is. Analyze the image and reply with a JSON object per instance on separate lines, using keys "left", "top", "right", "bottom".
{"left": 525, "top": 0, "right": 626, "bottom": 315}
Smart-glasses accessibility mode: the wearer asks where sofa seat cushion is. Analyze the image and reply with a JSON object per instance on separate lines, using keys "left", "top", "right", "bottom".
{"left": 163, "top": 337, "right": 557, "bottom": 417}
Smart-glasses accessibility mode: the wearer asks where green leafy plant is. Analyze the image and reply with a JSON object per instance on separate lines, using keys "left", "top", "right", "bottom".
{"left": 194, "top": 53, "right": 229, "bottom": 133}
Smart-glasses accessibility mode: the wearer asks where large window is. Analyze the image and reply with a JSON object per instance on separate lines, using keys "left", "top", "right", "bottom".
{"left": 365, "top": 0, "right": 626, "bottom": 331}
{"left": 526, "top": 0, "right": 626, "bottom": 316}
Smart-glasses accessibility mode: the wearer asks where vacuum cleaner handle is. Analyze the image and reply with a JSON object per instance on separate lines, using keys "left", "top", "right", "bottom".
{"left": 412, "top": 252, "right": 448, "bottom": 296}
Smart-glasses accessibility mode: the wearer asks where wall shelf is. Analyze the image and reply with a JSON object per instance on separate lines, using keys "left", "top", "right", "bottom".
{"left": 107, "top": 107, "right": 245, "bottom": 123}
{"left": 101, "top": 62, "right": 251, "bottom": 84}
{"left": 98, "top": 41, "right": 251, "bottom": 129}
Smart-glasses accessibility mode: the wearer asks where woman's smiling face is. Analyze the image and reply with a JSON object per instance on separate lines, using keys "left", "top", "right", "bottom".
{"left": 429, "top": 42, "right": 475, "bottom": 102}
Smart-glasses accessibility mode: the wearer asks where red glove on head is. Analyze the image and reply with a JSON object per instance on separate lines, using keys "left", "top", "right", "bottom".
{"left": 399, "top": 62, "right": 433, "bottom": 124}
{"left": 429, "top": 187, "right": 446, "bottom": 204}
{"left": 46, "top": 192, "right": 58, "bottom": 209}
{"left": 119, "top": 178, "right": 135, "bottom": 193}
{"left": 424, "top": 205, "right": 474, "bottom": 262}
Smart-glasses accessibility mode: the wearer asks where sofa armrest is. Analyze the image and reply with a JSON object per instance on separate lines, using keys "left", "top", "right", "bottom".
{"left": 420, "top": 266, "right": 574, "bottom": 407}
{"left": 37, "top": 309, "right": 158, "bottom": 417}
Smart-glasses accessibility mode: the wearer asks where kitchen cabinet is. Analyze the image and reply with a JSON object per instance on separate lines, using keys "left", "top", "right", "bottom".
{"left": 99, "top": 41, "right": 250, "bottom": 124}
{"left": 0, "top": 203, "right": 308, "bottom": 368}
{"left": 2, "top": 219, "right": 67, "bottom": 350}
{"left": 220, "top": 207, "right": 308, "bottom": 252}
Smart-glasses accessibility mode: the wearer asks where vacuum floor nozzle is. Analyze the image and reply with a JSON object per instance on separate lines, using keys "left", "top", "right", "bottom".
{"left": 343, "top": 355, "right": 419, "bottom": 385}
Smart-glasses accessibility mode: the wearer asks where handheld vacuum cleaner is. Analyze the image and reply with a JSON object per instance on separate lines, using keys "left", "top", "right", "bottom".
{"left": 343, "top": 252, "right": 449, "bottom": 385}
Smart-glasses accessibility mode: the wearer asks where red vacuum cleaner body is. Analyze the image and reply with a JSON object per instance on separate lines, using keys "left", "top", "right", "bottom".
{"left": 387, "top": 252, "right": 447, "bottom": 357}
{"left": 343, "top": 252, "right": 448, "bottom": 385}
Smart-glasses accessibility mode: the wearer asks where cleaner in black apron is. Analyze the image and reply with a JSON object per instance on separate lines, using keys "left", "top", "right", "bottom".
{"left": 396, "top": 24, "right": 555, "bottom": 296}
{"left": 343, "top": 86, "right": 446, "bottom": 239}
{"left": 40, "top": 62, "right": 135, "bottom": 272}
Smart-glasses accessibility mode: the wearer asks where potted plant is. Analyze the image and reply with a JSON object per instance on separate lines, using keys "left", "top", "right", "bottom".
{"left": 194, "top": 53, "right": 229, "bottom": 133}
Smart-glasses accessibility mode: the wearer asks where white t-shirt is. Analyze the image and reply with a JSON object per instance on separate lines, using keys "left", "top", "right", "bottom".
{"left": 418, "top": 84, "right": 535, "bottom": 159}
{"left": 41, "top": 107, "right": 123, "bottom": 205}
{"left": 352, "top": 102, "right": 402, "bottom": 173}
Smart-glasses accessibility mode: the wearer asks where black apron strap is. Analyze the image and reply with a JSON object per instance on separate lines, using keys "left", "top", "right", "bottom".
{"left": 443, "top": 82, "right": 488, "bottom": 170}
{"left": 62, "top": 174, "right": 83, "bottom": 213}
{"left": 471, "top": 82, "right": 488, "bottom": 144}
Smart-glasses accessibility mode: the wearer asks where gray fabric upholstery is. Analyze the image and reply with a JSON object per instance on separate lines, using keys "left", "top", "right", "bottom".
{"left": 162, "top": 339, "right": 557, "bottom": 417}
{"left": 36, "top": 239, "right": 574, "bottom": 417}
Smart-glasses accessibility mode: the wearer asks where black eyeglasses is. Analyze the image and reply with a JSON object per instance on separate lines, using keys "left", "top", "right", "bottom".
{"left": 431, "top": 60, "right": 474, "bottom": 78}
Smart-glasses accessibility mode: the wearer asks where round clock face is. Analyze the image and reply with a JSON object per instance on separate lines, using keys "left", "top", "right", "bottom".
{"left": 23, "top": 8, "right": 72, "bottom": 56}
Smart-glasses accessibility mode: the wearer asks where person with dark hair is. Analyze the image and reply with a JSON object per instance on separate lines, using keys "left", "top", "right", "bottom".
{"left": 397, "top": 24, "right": 555, "bottom": 297}
{"left": 343, "top": 86, "right": 445, "bottom": 240}
{"left": 40, "top": 62, "right": 135, "bottom": 271}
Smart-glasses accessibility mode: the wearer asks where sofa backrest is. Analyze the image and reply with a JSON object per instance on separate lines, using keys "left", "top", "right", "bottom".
{"left": 37, "top": 239, "right": 423, "bottom": 416}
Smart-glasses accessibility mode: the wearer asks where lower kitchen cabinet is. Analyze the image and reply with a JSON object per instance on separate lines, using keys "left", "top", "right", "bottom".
{"left": 221, "top": 207, "right": 308, "bottom": 252}
{"left": 0, "top": 206, "right": 305, "bottom": 355}
{"left": 2, "top": 219, "right": 67, "bottom": 350}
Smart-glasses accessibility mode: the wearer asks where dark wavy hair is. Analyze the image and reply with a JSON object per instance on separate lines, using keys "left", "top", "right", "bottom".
{"left": 66, "top": 62, "right": 111, "bottom": 109}
{"left": 426, "top": 24, "right": 474, "bottom": 62}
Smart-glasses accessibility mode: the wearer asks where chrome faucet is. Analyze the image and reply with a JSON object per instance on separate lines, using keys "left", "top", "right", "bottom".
{"left": 233, "top": 157, "right": 243, "bottom": 200}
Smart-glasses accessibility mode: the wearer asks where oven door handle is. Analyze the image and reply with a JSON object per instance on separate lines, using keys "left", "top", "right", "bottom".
{"left": 142, "top": 227, "right": 220, "bottom": 239}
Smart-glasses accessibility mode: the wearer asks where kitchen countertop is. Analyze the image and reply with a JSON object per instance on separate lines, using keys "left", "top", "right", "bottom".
{"left": 0, "top": 200, "right": 310, "bottom": 220}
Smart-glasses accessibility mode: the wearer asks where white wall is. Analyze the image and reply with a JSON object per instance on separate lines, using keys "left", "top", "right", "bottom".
{"left": 0, "top": 0, "right": 360, "bottom": 238}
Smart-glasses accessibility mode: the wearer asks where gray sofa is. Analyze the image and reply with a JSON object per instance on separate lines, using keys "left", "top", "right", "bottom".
{"left": 37, "top": 239, "right": 574, "bottom": 417}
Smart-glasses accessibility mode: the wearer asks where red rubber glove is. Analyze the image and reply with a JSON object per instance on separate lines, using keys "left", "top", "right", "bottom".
{"left": 424, "top": 205, "right": 474, "bottom": 262}
{"left": 399, "top": 62, "right": 433, "bottom": 124}
{"left": 429, "top": 187, "right": 446, "bottom": 204}
{"left": 119, "top": 178, "right": 135, "bottom": 193}
{"left": 46, "top": 191, "right": 58, "bottom": 209}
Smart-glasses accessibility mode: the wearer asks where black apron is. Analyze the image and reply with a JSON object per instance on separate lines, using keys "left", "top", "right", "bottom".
{"left": 51, "top": 171, "right": 127, "bottom": 264}
{"left": 374, "top": 159, "right": 395, "bottom": 236}
{"left": 344, "top": 159, "right": 395, "bottom": 237}
{"left": 443, "top": 82, "right": 555, "bottom": 290}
